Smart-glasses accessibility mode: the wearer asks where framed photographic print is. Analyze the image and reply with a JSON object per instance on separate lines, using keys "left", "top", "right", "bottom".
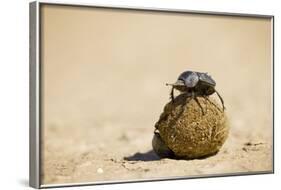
{"left": 29, "top": 1, "right": 274, "bottom": 188}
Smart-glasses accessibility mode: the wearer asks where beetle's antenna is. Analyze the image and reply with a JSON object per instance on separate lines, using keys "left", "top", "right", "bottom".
{"left": 166, "top": 80, "right": 185, "bottom": 87}
{"left": 214, "top": 89, "right": 225, "bottom": 111}
{"left": 166, "top": 83, "right": 174, "bottom": 86}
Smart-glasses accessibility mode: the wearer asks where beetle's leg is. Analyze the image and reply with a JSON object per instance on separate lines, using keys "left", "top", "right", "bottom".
{"left": 191, "top": 91, "right": 205, "bottom": 115}
{"left": 170, "top": 86, "right": 175, "bottom": 103}
{"left": 176, "top": 92, "right": 192, "bottom": 118}
{"left": 214, "top": 89, "right": 225, "bottom": 111}
{"left": 203, "top": 96, "right": 222, "bottom": 113}
{"left": 194, "top": 96, "right": 205, "bottom": 115}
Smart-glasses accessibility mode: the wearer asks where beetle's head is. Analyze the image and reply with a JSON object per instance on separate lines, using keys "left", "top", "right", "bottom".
{"left": 181, "top": 71, "right": 199, "bottom": 88}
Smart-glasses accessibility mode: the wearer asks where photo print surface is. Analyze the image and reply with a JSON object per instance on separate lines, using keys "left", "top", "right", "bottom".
{"left": 40, "top": 4, "right": 273, "bottom": 185}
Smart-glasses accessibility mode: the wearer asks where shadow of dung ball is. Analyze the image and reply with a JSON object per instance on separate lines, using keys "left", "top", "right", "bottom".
{"left": 153, "top": 93, "right": 229, "bottom": 159}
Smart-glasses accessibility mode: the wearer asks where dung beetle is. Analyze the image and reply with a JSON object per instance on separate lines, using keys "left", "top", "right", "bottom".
{"left": 166, "top": 71, "right": 225, "bottom": 112}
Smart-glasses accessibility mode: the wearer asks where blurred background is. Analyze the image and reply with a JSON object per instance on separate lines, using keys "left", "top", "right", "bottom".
{"left": 41, "top": 4, "right": 272, "bottom": 185}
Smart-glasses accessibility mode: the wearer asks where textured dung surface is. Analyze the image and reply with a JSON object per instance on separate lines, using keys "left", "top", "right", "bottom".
{"left": 155, "top": 93, "right": 229, "bottom": 159}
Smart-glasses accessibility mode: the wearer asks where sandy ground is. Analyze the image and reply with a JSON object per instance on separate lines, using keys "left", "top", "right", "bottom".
{"left": 41, "top": 5, "right": 273, "bottom": 185}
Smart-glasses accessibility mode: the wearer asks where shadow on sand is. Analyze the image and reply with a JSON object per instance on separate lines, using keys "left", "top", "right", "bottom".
{"left": 124, "top": 150, "right": 161, "bottom": 161}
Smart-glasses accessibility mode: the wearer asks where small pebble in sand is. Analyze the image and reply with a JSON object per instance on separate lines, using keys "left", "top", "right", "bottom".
{"left": 97, "top": 168, "right": 104, "bottom": 174}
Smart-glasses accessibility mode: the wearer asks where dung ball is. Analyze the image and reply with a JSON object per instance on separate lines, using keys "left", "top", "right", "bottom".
{"left": 153, "top": 93, "right": 229, "bottom": 159}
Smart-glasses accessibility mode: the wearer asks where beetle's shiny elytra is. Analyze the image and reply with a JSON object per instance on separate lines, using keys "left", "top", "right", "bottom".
{"left": 166, "top": 71, "right": 225, "bottom": 113}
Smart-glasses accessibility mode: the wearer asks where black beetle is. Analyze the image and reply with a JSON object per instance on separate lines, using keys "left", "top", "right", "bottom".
{"left": 166, "top": 71, "right": 225, "bottom": 112}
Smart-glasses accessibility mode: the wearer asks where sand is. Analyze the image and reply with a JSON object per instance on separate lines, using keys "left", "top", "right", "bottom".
{"left": 42, "top": 113, "right": 272, "bottom": 184}
{"left": 40, "top": 5, "right": 273, "bottom": 185}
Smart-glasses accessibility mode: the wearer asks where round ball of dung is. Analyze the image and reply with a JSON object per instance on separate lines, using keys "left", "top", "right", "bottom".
{"left": 154, "top": 93, "right": 229, "bottom": 159}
